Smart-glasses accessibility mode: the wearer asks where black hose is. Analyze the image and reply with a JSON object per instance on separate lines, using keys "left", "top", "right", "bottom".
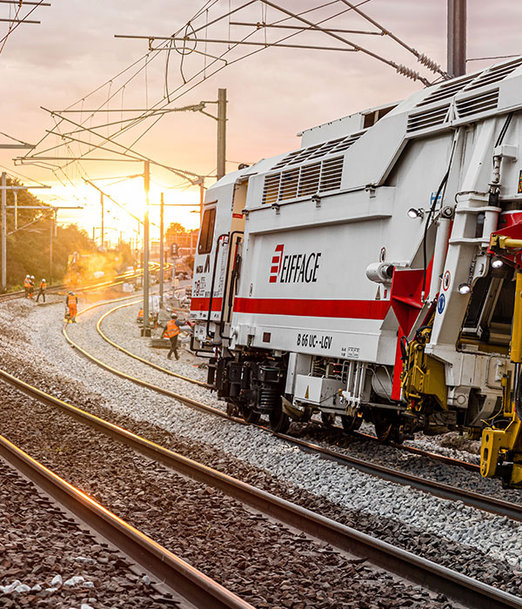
{"left": 495, "top": 113, "right": 513, "bottom": 148}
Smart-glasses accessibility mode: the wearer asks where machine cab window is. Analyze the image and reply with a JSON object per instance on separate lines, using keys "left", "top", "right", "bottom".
{"left": 198, "top": 207, "right": 216, "bottom": 255}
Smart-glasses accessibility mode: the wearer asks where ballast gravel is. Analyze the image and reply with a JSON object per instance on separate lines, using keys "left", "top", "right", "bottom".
{"left": 0, "top": 455, "right": 178, "bottom": 608}
{"left": 0, "top": 298, "right": 521, "bottom": 597}
{"left": 0, "top": 380, "right": 455, "bottom": 609}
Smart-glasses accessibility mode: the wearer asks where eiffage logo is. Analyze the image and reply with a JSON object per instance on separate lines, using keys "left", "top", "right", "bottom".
{"left": 269, "top": 243, "right": 321, "bottom": 284}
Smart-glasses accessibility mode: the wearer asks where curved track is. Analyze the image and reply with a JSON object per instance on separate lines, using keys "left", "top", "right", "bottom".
{"left": 96, "top": 301, "right": 209, "bottom": 388}
{"left": 59, "top": 302, "right": 522, "bottom": 522}
{"left": 0, "top": 366, "right": 520, "bottom": 609}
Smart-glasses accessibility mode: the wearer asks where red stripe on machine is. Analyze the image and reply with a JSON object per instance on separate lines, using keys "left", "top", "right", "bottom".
{"left": 233, "top": 297, "right": 391, "bottom": 319}
{"left": 191, "top": 297, "right": 223, "bottom": 312}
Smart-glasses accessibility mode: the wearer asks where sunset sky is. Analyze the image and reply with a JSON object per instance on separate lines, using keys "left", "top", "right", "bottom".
{"left": 0, "top": 0, "right": 520, "bottom": 244}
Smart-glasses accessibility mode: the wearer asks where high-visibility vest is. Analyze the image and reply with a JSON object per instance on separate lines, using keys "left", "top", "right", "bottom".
{"left": 39, "top": 281, "right": 46, "bottom": 289}
{"left": 67, "top": 294, "right": 77, "bottom": 307}
{"left": 24, "top": 278, "right": 30, "bottom": 288}
{"left": 164, "top": 319, "right": 180, "bottom": 338}
{"left": 137, "top": 308, "right": 143, "bottom": 318}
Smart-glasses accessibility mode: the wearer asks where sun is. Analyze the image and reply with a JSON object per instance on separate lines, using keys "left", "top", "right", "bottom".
{"left": 40, "top": 179, "right": 201, "bottom": 246}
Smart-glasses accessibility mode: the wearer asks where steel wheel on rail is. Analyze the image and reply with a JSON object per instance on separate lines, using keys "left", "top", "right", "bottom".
{"left": 269, "top": 404, "right": 290, "bottom": 434}
{"left": 321, "top": 412, "right": 336, "bottom": 427}
{"left": 242, "top": 407, "right": 260, "bottom": 424}
{"left": 341, "top": 414, "right": 362, "bottom": 433}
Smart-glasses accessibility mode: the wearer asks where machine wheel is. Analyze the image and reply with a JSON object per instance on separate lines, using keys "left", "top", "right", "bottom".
{"left": 374, "top": 418, "right": 393, "bottom": 442}
{"left": 226, "top": 401, "right": 238, "bottom": 417}
{"left": 391, "top": 425, "right": 405, "bottom": 445}
{"left": 341, "top": 414, "right": 362, "bottom": 433}
{"left": 269, "top": 405, "right": 290, "bottom": 434}
{"left": 243, "top": 407, "right": 260, "bottom": 424}
{"left": 321, "top": 412, "right": 336, "bottom": 427}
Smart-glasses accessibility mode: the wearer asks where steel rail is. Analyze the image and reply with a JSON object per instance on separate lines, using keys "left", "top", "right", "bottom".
{"left": 64, "top": 308, "right": 522, "bottom": 522}
{"left": 0, "top": 369, "right": 520, "bottom": 609}
{"left": 0, "top": 432, "right": 254, "bottom": 609}
{"left": 96, "top": 301, "right": 209, "bottom": 388}
{"left": 354, "top": 429, "right": 481, "bottom": 472}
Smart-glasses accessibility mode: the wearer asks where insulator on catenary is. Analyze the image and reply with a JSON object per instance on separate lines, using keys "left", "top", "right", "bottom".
{"left": 417, "top": 53, "right": 444, "bottom": 75}
{"left": 395, "top": 64, "right": 423, "bottom": 81}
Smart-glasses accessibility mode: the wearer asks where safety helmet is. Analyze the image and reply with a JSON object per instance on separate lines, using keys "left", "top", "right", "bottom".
{"left": 171, "top": 312, "right": 178, "bottom": 319}
{"left": 31, "top": 275, "right": 34, "bottom": 279}
{"left": 42, "top": 278, "right": 46, "bottom": 282}
{"left": 68, "top": 291, "right": 74, "bottom": 295}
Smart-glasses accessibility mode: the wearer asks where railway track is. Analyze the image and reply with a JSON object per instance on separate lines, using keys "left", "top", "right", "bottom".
{"left": 64, "top": 299, "right": 522, "bottom": 521}
{"left": 0, "top": 430, "right": 254, "bottom": 609}
{"left": 0, "top": 366, "right": 520, "bottom": 609}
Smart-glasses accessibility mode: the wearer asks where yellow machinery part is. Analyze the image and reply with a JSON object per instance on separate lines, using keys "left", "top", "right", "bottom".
{"left": 401, "top": 328, "right": 448, "bottom": 411}
{"left": 480, "top": 270, "right": 522, "bottom": 487}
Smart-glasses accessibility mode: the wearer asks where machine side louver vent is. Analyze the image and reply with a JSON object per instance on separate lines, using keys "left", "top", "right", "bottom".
{"left": 262, "top": 173, "right": 281, "bottom": 205}
{"left": 465, "top": 57, "right": 522, "bottom": 91}
{"left": 279, "top": 168, "right": 299, "bottom": 200}
{"left": 456, "top": 89, "right": 499, "bottom": 117}
{"left": 407, "top": 103, "right": 451, "bottom": 133}
{"left": 320, "top": 157, "right": 344, "bottom": 192}
{"left": 270, "top": 131, "right": 364, "bottom": 171}
{"left": 298, "top": 162, "right": 321, "bottom": 196}
{"left": 417, "top": 75, "right": 474, "bottom": 108}
{"left": 262, "top": 157, "right": 344, "bottom": 204}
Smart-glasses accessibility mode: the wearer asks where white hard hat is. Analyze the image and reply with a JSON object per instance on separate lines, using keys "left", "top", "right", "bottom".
{"left": 31, "top": 275, "right": 34, "bottom": 279}
{"left": 42, "top": 278, "right": 46, "bottom": 282}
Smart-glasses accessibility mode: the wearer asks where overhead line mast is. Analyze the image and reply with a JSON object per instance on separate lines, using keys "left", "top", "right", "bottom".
{"left": 447, "top": 0, "right": 466, "bottom": 77}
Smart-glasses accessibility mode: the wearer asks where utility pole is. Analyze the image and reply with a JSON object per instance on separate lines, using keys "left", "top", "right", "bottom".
{"left": 13, "top": 191, "right": 18, "bottom": 231}
{"left": 142, "top": 160, "right": 151, "bottom": 337}
{"left": 159, "top": 191, "right": 164, "bottom": 306}
{"left": 100, "top": 192, "right": 105, "bottom": 249}
{"left": 2, "top": 173, "right": 6, "bottom": 291}
{"left": 217, "top": 88, "right": 227, "bottom": 180}
{"left": 447, "top": 0, "right": 466, "bottom": 77}
{"left": 49, "top": 210, "right": 56, "bottom": 283}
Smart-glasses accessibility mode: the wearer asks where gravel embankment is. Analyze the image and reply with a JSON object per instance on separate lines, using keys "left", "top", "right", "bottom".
{"left": 0, "top": 380, "right": 455, "bottom": 609}
{"left": 0, "top": 456, "right": 178, "bottom": 608}
{"left": 1, "top": 298, "right": 522, "bottom": 597}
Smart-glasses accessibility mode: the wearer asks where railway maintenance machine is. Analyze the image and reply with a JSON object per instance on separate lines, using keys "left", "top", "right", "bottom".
{"left": 191, "top": 56, "right": 522, "bottom": 488}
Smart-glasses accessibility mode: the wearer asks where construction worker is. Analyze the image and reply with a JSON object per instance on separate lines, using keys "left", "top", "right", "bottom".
{"left": 23, "top": 275, "right": 31, "bottom": 298}
{"left": 137, "top": 307, "right": 144, "bottom": 324}
{"left": 28, "top": 276, "right": 35, "bottom": 300}
{"left": 66, "top": 291, "right": 78, "bottom": 323}
{"left": 36, "top": 278, "right": 47, "bottom": 303}
{"left": 161, "top": 312, "right": 181, "bottom": 360}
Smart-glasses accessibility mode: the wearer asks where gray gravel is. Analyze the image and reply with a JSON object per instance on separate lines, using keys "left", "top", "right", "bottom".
{"left": 1, "top": 298, "right": 522, "bottom": 596}
{"left": 0, "top": 455, "right": 178, "bottom": 608}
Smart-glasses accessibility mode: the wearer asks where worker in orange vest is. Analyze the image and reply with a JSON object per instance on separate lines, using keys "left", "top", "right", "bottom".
{"left": 23, "top": 275, "right": 31, "bottom": 298}
{"left": 137, "top": 308, "right": 144, "bottom": 324}
{"left": 28, "top": 275, "right": 35, "bottom": 299}
{"left": 36, "top": 278, "right": 47, "bottom": 303}
{"left": 66, "top": 291, "right": 78, "bottom": 323}
{"left": 161, "top": 312, "right": 181, "bottom": 360}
